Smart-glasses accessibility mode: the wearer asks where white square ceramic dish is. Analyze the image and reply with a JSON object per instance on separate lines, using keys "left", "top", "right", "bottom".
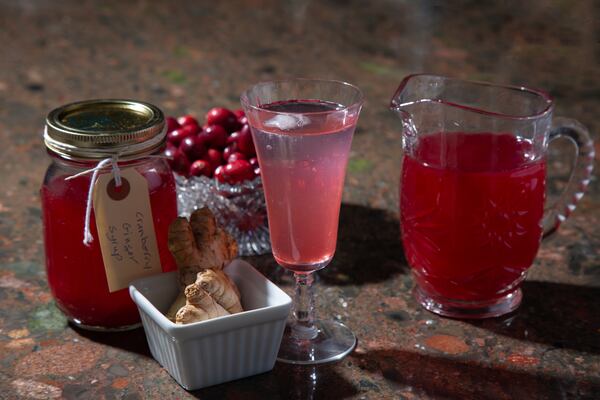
{"left": 129, "top": 259, "right": 291, "bottom": 390}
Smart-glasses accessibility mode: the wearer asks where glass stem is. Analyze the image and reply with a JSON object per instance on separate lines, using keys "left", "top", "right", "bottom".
{"left": 291, "top": 272, "right": 318, "bottom": 340}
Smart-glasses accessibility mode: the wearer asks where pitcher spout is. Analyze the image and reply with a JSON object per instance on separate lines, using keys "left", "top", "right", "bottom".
{"left": 389, "top": 74, "right": 553, "bottom": 145}
{"left": 389, "top": 74, "right": 421, "bottom": 114}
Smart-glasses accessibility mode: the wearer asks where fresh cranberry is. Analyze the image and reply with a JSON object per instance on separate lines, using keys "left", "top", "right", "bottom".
{"left": 237, "top": 125, "right": 256, "bottom": 156}
{"left": 230, "top": 120, "right": 242, "bottom": 133}
{"left": 165, "top": 141, "right": 177, "bottom": 152}
{"left": 164, "top": 146, "right": 177, "bottom": 159}
{"left": 227, "top": 152, "right": 246, "bottom": 163}
{"left": 238, "top": 116, "right": 248, "bottom": 125}
{"left": 223, "top": 160, "right": 255, "bottom": 183}
{"left": 179, "top": 136, "right": 206, "bottom": 161}
{"left": 206, "top": 107, "right": 240, "bottom": 132}
{"left": 195, "top": 131, "right": 209, "bottom": 146}
{"left": 177, "top": 115, "right": 199, "bottom": 127}
{"left": 222, "top": 145, "right": 237, "bottom": 161}
{"left": 233, "top": 109, "right": 245, "bottom": 119}
{"left": 201, "top": 125, "right": 228, "bottom": 148}
{"left": 167, "top": 128, "right": 193, "bottom": 147}
{"left": 181, "top": 123, "right": 201, "bottom": 136}
{"left": 254, "top": 167, "right": 261, "bottom": 176}
{"left": 166, "top": 117, "right": 180, "bottom": 133}
{"left": 227, "top": 131, "right": 240, "bottom": 145}
{"left": 248, "top": 157, "right": 259, "bottom": 167}
{"left": 189, "top": 159, "right": 212, "bottom": 177}
{"left": 203, "top": 148, "right": 223, "bottom": 170}
{"left": 166, "top": 148, "right": 190, "bottom": 176}
{"left": 214, "top": 165, "right": 226, "bottom": 183}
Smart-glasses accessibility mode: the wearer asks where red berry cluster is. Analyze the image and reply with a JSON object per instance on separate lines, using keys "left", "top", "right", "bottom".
{"left": 164, "top": 107, "right": 258, "bottom": 184}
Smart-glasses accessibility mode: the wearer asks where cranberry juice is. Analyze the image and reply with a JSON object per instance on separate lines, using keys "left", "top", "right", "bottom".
{"left": 252, "top": 100, "right": 354, "bottom": 271}
{"left": 401, "top": 132, "right": 545, "bottom": 302}
{"left": 41, "top": 164, "right": 177, "bottom": 328}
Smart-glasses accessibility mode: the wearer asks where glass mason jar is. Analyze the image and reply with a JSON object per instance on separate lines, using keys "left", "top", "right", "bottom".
{"left": 41, "top": 99, "right": 177, "bottom": 331}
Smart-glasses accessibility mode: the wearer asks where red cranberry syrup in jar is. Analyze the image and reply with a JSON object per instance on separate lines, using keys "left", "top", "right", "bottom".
{"left": 42, "top": 100, "right": 177, "bottom": 330}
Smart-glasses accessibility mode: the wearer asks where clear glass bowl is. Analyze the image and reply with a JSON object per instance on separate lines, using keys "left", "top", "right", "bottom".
{"left": 175, "top": 174, "right": 271, "bottom": 256}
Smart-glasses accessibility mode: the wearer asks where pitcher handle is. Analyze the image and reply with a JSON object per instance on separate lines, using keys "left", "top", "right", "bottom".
{"left": 542, "top": 117, "right": 595, "bottom": 237}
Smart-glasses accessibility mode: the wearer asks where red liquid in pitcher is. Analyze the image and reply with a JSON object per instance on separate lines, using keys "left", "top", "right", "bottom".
{"left": 41, "top": 167, "right": 177, "bottom": 328}
{"left": 401, "top": 132, "right": 545, "bottom": 301}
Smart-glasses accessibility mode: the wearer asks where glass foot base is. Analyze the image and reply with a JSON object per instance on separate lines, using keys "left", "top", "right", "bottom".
{"left": 277, "top": 320, "right": 356, "bottom": 365}
{"left": 414, "top": 286, "right": 523, "bottom": 319}
{"left": 69, "top": 318, "right": 141, "bottom": 332}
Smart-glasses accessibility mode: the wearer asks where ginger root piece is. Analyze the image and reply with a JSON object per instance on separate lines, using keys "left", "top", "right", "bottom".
{"left": 167, "top": 217, "right": 199, "bottom": 286}
{"left": 166, "top": 292, "right": 186, "bottom": 321}
{"left": 165, "top": 208, "right": 242, "bottom": 323}
{"left": 168, "top": 208, "right": 238, "bottom": 287}
{"left": 196, "top": 269, "right": 243, "bottom": 314}
{"left": 174, "top": 281, "right": 230, "bottom": 324}
{"left": 175, "top": 304, "right": 210, "bottom": 324}
{"left": 185, "top": 282, "right": 229, "bottom": 317}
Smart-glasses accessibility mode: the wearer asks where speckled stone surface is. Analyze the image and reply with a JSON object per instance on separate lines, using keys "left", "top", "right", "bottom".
{"left": 0, "top": 1, "right": 599, "bottom": 399}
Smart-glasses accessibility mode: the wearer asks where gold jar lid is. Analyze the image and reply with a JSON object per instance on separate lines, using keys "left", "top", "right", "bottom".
{"left": 45, "top": 99, "right": 166, "bottom": 160}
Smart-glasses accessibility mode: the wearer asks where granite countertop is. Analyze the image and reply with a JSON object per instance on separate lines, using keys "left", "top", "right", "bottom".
{"left": 0, "top": 1, "right": 599, "bottom": 399}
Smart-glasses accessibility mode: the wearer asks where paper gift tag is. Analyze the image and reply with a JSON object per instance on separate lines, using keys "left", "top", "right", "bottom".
{"left": 93, "top": 168, "right": 162, "bottom": 292}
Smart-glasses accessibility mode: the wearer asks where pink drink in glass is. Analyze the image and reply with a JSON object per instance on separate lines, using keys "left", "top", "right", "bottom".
{"left": 251, "top": 100, "right": 353, "bottom": 272}
{"left": 243, "top": 79, "right": 363, "bottom": 365}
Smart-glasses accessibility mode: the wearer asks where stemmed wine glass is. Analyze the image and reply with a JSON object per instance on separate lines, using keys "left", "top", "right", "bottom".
{"left": 241, "top": 79, "right": 363, "bottom": 364}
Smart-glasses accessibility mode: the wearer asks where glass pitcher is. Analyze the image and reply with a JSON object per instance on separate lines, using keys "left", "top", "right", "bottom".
{"left": 391, "top": 74, "right": 594, "bottom": 318}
